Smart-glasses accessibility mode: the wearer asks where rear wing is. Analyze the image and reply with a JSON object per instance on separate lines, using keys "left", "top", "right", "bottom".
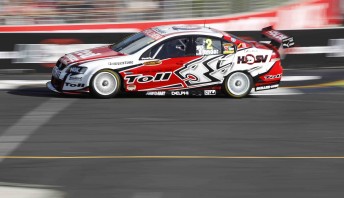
{"left": 262, "top": 26, "right": 294, "bottom": 49}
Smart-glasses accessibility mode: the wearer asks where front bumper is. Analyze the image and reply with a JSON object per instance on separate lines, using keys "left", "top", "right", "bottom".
{"left": 46, "top": 81, "right": 61, "bottom": 93}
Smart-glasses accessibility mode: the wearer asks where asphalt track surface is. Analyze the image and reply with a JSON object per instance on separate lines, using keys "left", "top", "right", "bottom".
{"left": 0, "top": 69, "right": 343, "bottom": 198}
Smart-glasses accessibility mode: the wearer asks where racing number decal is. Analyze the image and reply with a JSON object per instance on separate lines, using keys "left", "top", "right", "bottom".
{"left": 205, "top": 39, "right": 213, "bottom": 50}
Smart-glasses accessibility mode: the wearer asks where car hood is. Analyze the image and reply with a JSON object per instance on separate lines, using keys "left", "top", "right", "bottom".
{"left": 60, "top": 45, "right": 126, "bottom": 65}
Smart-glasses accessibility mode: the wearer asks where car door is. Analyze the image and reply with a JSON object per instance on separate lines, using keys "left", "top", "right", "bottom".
{"left": 124, "top": 36, "right": 199, "bottom": 91}
{"left": 175, "top": 36, "right": 237, "bottom": 88}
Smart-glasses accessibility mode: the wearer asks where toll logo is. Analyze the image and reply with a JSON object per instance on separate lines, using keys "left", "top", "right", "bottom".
{"left": 65, "top": 83, "right": 85, "bottom": 87}
{"left": 125, "top": 72, "right": 172, "bottom": 84}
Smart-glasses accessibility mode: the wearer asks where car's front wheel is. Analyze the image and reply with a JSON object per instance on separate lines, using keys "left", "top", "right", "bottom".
{"left": 90, "top": 70, "right": 121, "bottom": 98}
{"left": 223, "top": 72, "right": 252, "bottom": 98}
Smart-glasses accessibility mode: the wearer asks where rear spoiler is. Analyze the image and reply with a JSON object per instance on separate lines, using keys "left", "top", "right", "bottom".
{"left": 262, "top": 26, "right": 294, "bottom": 49}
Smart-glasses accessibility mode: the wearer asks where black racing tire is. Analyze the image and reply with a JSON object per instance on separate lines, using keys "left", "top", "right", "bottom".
{"left": 90, "top": 70, "right": 121, "bottom": 98}
{"left": 223, "top": 72, "right": 253, "bottom": 98}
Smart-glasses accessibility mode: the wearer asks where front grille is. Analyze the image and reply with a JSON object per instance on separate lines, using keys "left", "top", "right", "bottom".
{"left": 51, "top": 76, "right": 64, "bottom": 92}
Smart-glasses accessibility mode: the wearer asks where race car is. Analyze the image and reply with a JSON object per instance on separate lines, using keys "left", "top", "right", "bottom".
{"left": 47, "top": 25, "right": 294, "bottom": 98}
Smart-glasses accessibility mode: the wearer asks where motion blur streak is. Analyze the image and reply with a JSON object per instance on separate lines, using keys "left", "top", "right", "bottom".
{"left": 0, "top": 186, "right": 64, "bottom": 198}
{"left": 0, "top": 98, "right": 75, "bottom": 163}
{"left": 0, "top": 80, "right": 49, "bottom": 90}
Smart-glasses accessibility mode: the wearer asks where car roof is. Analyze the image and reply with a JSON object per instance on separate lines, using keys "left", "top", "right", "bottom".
{"left": 143, "top": 24, "right": 225, "bottom": 40}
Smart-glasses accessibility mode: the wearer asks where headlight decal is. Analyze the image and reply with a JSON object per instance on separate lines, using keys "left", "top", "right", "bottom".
{"left": 69, "top": 66, "right": 87, "bottom": 74}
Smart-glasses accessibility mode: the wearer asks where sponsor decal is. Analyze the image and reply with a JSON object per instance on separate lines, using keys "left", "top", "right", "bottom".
{"left": 282, "top": 37, "right": 295, "bottom": 48}
{"left": 65, "top": 82, "right": 85, "bottom": 87}
{"left": 265, "top": 30, "right": 288, "bottom": 41}
{"left": 143, "top": 29, "right": 163, "bottom": 40}
{"left": 69, "top": 66, "right": 87, "bottom": 74}
{"left": 223, "top": 43, "right": 235, "bottom": 54}
{"left": 151, "top": 27, "right": 166, "bottom": 34}
{"left": 125, "top": 72, "right": 171, "bottom": 84}
{"left": 237, "top": 43, "right": 247, "bottom": 49}
{"left": 127, "top": 85, "right": 136, "bottom": 91}
{"left": 204, "top": 90, "right": 216, "bottom": 95}
{"left": 143, "top": 60, "right": 162, "bottom": 66}
{"left": 231, "top": 38, "right": 236, "bottom": 42}
{"left": 108, "top": 61, "right": 134, "bottom": 66}
{"left": 237, "top": 54, "right": 268, "bottom": 64}
{"left": 171, "top": 91, "right": 189, "bottom": 96}
{"left": 69, "top": 76, "right": 82, "bottom": 81}
{"left": 196, "top": 47, "right": 219, "bottom": 55}
{"left": 255, "top": 84, "right": 279, "bottom": 91}
{"left": 146, "top": 91, "right": 166, "bottom": 96}
{"left": 264, "top": 74, "right": 282, "bottom": 80}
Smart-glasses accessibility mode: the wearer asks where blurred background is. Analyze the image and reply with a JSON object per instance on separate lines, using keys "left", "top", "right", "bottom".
{"left": 0, "top": 0, "right": 343, "bottom": 72}
{"left": 0, "top": 0, "right": 290, "bottom": 25}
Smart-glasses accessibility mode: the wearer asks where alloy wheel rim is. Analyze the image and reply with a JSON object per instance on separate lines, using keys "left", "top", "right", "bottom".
{"left": 93, "top": 72, "right": 117, "bottom": 96}
{"left": 227, "top": 73, "right": 250, "bottom": 96}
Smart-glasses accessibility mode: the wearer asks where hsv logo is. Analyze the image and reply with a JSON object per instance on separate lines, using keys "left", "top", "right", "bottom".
{"left": 237, "top": 54, "right": 268, "bottom": 65}
{"left": 125, "top": 72, "right": 171, "bottom": 84}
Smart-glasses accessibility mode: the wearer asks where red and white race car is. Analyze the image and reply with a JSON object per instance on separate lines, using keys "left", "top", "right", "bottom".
{"left": 47, "top": 25, "right": 294, "bottom": 98}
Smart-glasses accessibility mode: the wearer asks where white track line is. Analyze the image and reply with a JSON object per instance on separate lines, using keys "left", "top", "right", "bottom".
{"left": 0, "top": 98, "right": 74, "bottom": 162}
{"left": 0, "top": 98, "right": 74, "bottom": 197}
{"left": 281, "top": 76, "right": 322, "bottom": 81}
{"left": 0, "top": 186, "right": 64, "bottom": 198}
{"left": 251, "top": 88, "right": 303, "bottom": 96}
{"left": 0, "top": 80, "right": 49, "bottom": 89}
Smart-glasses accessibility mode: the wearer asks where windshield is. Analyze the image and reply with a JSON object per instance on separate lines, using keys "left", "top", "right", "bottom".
{"left": 112, "top": 32, "right": 155, "bottom": 55}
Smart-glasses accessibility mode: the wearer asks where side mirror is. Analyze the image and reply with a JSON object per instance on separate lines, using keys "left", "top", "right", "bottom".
{"left": 176, "top": 45, "right": 185, "bottom": 51}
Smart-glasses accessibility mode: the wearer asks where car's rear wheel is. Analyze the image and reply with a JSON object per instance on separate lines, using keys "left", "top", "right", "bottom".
{"left": 223, "top": 72, "right": 252, "bottom": 98}
{"left": 90, "top": 70, "right": 121, "bottom": 98}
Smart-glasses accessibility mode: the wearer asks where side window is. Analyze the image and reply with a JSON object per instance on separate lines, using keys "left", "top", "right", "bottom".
{"left": 195, "top": 37, "right": 237, "bottom": 56}
{"left": 195, "top": 37, "right": 222, "bottom": 55}
{"left": 141, "top": 37, "right": 192, "bottom": 60}
{"left": 141, "top": 44, "right": 162, "bottom": 60}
